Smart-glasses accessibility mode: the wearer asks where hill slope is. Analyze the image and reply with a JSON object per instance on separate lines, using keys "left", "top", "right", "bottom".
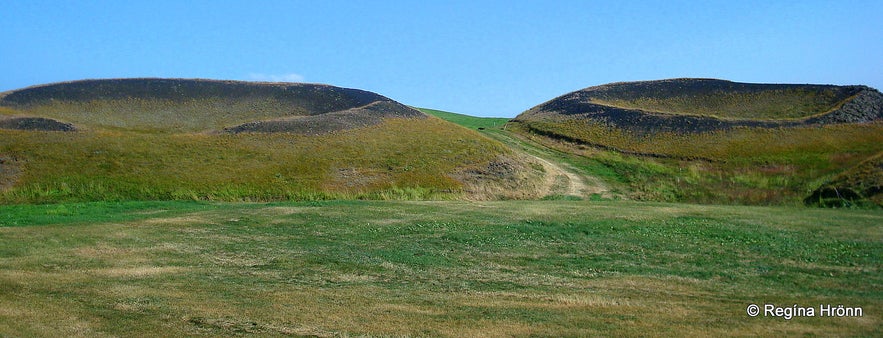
{"left": 0, "top": 79, "right": 546, "bottom": 203}
{"left": 516, "top": 78, "right": 883, "bottom": 134}
{"left": 0, "top": 78, "right": 424, "bottom": 133}
{"left": 511, "top": 79, "right": 883, "bottom": 206}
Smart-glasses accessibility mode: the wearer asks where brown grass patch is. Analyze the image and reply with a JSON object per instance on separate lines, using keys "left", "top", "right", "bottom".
{"left": 0, "top": 155, "right": 21, "bottom": 192}
{"left": 140, "top": 215, "right": 213, "bottom": 226}
{"left": 88, "top": 266, "right": 186, "bottom": 278}
{"left": 454, "top": 154, "right": 548, "bottom": 200}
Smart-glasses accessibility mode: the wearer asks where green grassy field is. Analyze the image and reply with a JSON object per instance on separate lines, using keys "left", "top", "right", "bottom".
{"left": 1, "top": 200, "right": 879, "bottom": 336}
{"left": 416, "top": 108, "right": 510, "bottom": 130}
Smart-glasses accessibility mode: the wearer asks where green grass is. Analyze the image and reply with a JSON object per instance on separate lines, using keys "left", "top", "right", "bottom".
{"left": 1, "top": 200, "right": 880, "bottom": 336}
{"left": 417, "top": 107, "right": 510, "bottom": 130}
{"left": 0, "top": 200, "right": 218, "bottom": 226}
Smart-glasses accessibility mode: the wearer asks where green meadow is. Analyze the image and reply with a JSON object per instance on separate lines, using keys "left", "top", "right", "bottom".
{"left": 1, "top": 200, "right": 880, "bottom": 336}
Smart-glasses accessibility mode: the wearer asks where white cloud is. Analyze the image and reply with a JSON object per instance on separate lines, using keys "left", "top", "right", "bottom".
{"left": 247, "top": 72, "right": 305, "bottom": 83}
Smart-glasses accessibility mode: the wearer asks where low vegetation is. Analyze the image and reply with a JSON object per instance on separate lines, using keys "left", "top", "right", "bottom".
{"left": 0, "top": 79, "right": 547, "bottom": 203}
{"left": 513, "top": 79, "right": 883, "bottom": 206}
{"left": 806, "top": 152, "right": 883, "bottom": 207}
{"left": 0, "top": 118, "right": 526, "bottom": 203}
{"left": 510, "top": 120, "right": 883, "bottom": 205}
{"left": 1, "top": 200, "right": 879, "bottom": 336}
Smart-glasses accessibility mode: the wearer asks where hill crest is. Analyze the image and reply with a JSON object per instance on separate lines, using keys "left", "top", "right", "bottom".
{"left": 516, "top": 78, "right": 882, "bottom": 134}
{"left": 0, "top": 78, "right": 426, "bottom": 133}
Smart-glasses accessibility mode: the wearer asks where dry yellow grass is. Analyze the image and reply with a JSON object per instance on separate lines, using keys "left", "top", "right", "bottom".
{"left": 0, "top": 116, "right": 541, "bottom": 202}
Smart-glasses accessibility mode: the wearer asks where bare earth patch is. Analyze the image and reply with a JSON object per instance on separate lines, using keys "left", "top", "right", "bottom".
{"left": 0, "top": 155, "right": 21, "bottom": 191}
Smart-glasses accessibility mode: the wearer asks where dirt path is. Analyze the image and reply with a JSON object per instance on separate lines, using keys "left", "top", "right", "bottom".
{"left": 485, "top": 129, "right": 611, "bottom": 199}
{"left": 529, "top": 154, "right": 586, "bottom": 197}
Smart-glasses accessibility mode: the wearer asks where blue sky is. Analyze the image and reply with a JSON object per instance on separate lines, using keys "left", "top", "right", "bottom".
{"left": 2, "top": 1, "right": 881, "bottom": 117}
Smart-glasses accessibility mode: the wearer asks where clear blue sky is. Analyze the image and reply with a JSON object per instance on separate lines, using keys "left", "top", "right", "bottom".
{"left": 2, "top": 0, "right": 881, "bottom": 117}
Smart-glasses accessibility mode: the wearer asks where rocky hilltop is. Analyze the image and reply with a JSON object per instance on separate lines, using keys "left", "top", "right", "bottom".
{"left": 515, "top": 78, "right": 883, "bottom": 134}
{"left": 0, "top": 78, "right": 425, "bottom": 133}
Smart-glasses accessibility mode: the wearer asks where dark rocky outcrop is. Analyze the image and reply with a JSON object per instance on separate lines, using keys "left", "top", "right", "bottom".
{"left": 806, "top": 88, "right": 883, "bottom": 124}
{"left": 515, "top": 79, "right": 883, "bottom": 135}
{"left": 223, "top": 101, "right": 426, "bottom": 135}
{"left": 0, "top": 78, "right": 425, "bottom": 133}
{"left": 0, "top": 78, "right": 386, "bottom": 116}
{"left": 0, "top": 117, "right": 75, "bottom": 131}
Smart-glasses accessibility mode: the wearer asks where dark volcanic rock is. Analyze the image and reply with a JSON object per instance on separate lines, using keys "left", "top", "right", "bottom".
{"left": 223, "top": 101, "right": 426, "bottom": 134}
{"left": 0, "top": 117, "right": 75, "bottom": 131}
{"left": 0, "top": 78, "right": 385, "bottom": 115}
{"left": 806, "top": 87, "right": 883, "bottom": 124}
{"left": 516, "top": 79, "right": 883, "bottom": 135}
{"left": 0, "top": 78, "right": 426, "bottom": 133}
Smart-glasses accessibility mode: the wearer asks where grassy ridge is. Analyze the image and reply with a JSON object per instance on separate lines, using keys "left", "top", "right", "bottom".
{"left": 0, "top": 117, "right": 510, "bottom": 203}
{"left": 1, "top": 200, "right": 879, "bottom": 336}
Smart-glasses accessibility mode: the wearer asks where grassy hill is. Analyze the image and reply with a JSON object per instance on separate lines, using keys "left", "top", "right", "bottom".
{"left": 806, "top": 152, "right": 883, "bottom": 207}
{"left": 0, "top": 79, "right": 544, "bottom": 203}
{"left": 511, "top": 79, "right": 883, "bottom": 206}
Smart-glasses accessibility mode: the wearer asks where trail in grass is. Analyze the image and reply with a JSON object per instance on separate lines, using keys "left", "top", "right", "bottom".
{"left": 417, "top": 107, "right": 611, "bottom": 199}
{"left": 484, "top": 127, "right": 611, "bottom": 199}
